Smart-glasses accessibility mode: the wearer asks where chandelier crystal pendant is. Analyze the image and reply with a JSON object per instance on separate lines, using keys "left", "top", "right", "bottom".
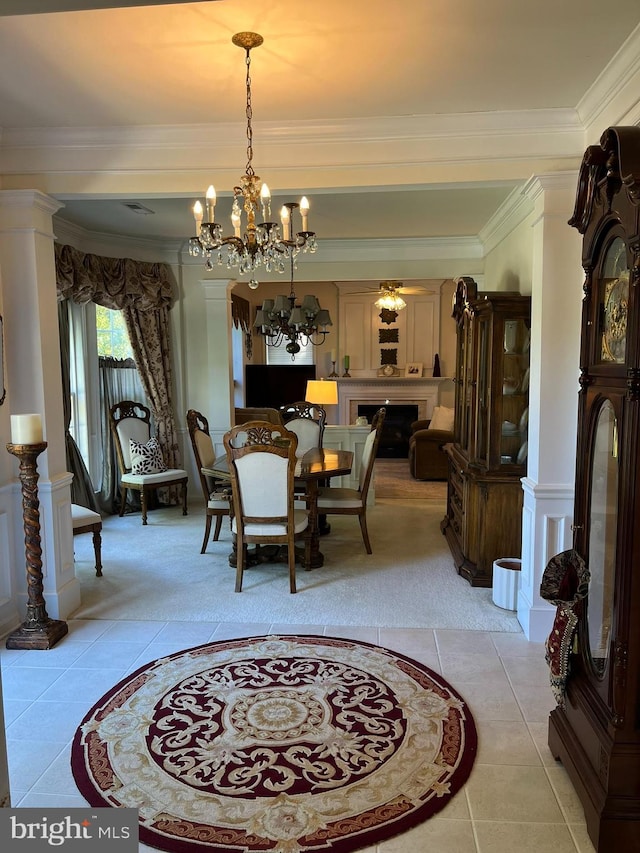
{"left": 189, "top": 32, "right": 317, "bottom": 276}
{"left": 253, "top": 258, "right": 332, "bottom": 357}
{"left": 375, "top": 281, "right": 407, "bottom": 312}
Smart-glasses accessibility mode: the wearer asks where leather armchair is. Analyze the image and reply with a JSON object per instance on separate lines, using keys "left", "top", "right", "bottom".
{"left": 408, "top": 419, "right": 453, "bottom": 480}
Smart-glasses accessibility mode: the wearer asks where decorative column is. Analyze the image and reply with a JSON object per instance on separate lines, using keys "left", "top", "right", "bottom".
{"left": 0, "top": 190, "right": 79, "bottom": 622}
{"left": 5, "top": 441, "right": 67, "bottom": 649}
{"left": 518, "top": 174, "right": 583, "bottom": 641}
{"left": 201, "top": 279, "right": 235, "bottom": 455}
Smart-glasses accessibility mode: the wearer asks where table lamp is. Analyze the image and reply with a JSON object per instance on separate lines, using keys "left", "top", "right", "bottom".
{"left": 305, "top": 379, "right": 338, "bottom": 407}
{"left": 306, "top": 379, "right": 339, "bottom": 423}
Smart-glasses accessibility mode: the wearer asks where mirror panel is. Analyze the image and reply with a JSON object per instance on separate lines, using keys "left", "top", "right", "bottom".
{"left": 587, "top": 399, "right": 618, "bottom": 675}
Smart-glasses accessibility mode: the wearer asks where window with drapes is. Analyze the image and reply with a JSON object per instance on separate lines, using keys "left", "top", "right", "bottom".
{"left": 55, "top": 243, "right": 181, "bottom": 514}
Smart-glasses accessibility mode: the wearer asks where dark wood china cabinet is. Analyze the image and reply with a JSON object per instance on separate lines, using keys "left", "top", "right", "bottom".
{"left": 547, "top": 126, "right": 640, "bottom": 851}
{"left": 441, "top": 277, "right": 531, "bottom": 587}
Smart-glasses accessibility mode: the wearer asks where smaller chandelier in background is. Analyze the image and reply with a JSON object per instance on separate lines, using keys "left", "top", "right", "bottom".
{"left": 188, "top": 32, "right": 317, "bottom": 276}
{"left": 375, "top": 281, "right": 407, "bottom": 312}
{"left": 253, "top": 261, "right": 332, "bottom": 357}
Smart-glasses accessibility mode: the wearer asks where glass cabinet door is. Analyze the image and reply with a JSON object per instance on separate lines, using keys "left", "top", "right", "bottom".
{"left": 500, "top": 318, "right": 530, "bottom": 466}
{"left": 461, "top": 315, "right": 474, "bottom": 451}
{"left": 597, "top": 236, "right": 629, "bottom": 365}
{"left": 475, "top": 316, "right": 490, "bottom": 465}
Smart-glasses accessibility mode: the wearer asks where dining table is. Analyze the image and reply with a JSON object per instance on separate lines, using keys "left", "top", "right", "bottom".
{"left": 202, "top": 446, "right": 353, "bottom": 570}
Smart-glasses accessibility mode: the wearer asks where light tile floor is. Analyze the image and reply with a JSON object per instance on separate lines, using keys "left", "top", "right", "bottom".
{"left": 0, "top": 619, "right": 596, "bottom": 853}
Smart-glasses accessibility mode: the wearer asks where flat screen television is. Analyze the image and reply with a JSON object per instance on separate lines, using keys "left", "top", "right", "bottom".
{"left": 245, "top": 364, "right": 317, "bottom": 410}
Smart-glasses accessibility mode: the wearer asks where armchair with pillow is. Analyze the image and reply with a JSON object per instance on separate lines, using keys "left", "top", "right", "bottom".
{"left": 408, "top": 405, "right": 454, "bottom": 480}
{"left": 109, "top": 400, "right": 188, "bottom": 524}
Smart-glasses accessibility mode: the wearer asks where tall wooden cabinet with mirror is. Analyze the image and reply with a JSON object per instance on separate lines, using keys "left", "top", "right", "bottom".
{"left": 441, "top": 277, "right": 531, "bottom": 587}
{"left": 547, "top": 127, "right": 640, "bottom": 851}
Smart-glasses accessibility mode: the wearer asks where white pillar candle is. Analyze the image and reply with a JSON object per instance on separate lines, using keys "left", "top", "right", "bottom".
{"left": 205, "top": 185, "right": 216, "bottom": 222}
{"left": 193, "top": 200, "right": 203, "bottom": 236}
{"left": 260, "top": 183, "right": 271, "bottom": 221}
{"left": 330, "top": 349, "right": 337, "bottom": 362}
{"left": 280, "top": 205, "right": 291, "bottom": 240}
{"left": 10, "top": 414, "right": 43, "bottom": 444}
{"left": 300, "top": 196, "right": 309, "bottom": 231}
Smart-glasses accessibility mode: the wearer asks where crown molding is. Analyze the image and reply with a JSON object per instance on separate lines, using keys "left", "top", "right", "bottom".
{"left": 479, "top": 171, "right": 581, "bottom": 255}
{"left": 310, "top": 237, "right": 483, "bottom": 263}
{"left": 53, "top": 215, "right": 183, "bottom": 264}
{"left": 2, "top": 109, "right": 583, "bottom": 149}
{"left": 1, "top": 109, "right": 585, "bottom": 192}
{"left": 478, "top": 184, "right": 534, "bottom": 255}
{"left": 0, "top": 188, "right": 63, "bottom": 216}
{"left": 54, "top": 215, "right": 482, "bottom": 272}
{"left": 577, "top": 23, "right": 640, "bottom": 136}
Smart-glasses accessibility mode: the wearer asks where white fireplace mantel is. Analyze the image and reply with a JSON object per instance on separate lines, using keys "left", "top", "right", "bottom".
{"left": 337, "top": 377, "right": 450, "bottom": 425}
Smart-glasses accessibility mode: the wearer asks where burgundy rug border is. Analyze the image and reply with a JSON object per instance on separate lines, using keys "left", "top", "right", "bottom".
{"left": 71, "top": 633, "right": 478, "bottom": 853}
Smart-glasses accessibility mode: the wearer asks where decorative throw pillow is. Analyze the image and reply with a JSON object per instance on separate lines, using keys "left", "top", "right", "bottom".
{"left": 428, "top": 406, "right": 455, "bottom": 432}
{"left": 129, "top": 437, "right": 167, "bottom": 475}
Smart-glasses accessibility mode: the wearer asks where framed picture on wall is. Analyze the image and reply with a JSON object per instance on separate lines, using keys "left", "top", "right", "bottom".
{"left": 404, "top": 362, "right": 423, "bottom": 377}
{"left": 0, "top": 314, "right": 5, "bottom": 405}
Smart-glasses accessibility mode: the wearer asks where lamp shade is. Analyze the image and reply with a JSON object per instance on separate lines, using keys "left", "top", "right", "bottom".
{"left": 305, "top": 379, "right": 338, "bottom": 406}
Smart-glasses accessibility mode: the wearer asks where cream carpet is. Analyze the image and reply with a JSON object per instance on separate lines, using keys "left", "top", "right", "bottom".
{"left": 375, "top": 458, "right": 448, "bottom": 499}
{"left": 70, "top": 493, "right": 521, "bottom": 633}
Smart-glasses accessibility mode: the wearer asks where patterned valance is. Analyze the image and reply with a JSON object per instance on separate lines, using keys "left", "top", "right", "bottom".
{"left": 55, "top": 243, "right": 176, "bottom": 311}
{"left": 231, "top": 293, "right": 251, "bottom": 333}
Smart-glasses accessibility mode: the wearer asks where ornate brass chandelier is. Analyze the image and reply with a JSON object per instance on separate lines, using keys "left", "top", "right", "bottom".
{"left": 375, "top": 281, "right": 407, "bottom": 312}
{"left": 253, "top": 259, "right": 332, "bottom": 356}
{"left": 189, "top": 32, "right": 317, "bottom": 277}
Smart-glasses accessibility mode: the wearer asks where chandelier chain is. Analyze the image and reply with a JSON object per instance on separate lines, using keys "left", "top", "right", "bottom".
{"left": 245, "top": 49, "right": 255, "bottom": 176}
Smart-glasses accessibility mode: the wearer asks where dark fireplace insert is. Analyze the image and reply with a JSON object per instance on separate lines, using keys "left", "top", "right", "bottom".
{"left": 357, "top": 404, "right": 419, "bottom": 458}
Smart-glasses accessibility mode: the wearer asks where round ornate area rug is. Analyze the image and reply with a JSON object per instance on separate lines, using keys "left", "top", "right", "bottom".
{"left": 71, "top": 634, "right": 477, "bottom": 853}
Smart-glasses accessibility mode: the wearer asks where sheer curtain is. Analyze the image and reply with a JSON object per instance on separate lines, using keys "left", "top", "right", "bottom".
{"left": 58, "top": 300, "right": 100, "bottom": 511}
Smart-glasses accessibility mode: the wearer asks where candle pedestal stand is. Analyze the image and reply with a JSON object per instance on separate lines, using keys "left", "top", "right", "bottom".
{"left": 328, "top": 361, "right": 339, "bottom": 378}
{"left": 342, "top": 369, "right": 351, "bottom": 378}
{"left": 5, "top": 442, "right": 68, "bottom": 650}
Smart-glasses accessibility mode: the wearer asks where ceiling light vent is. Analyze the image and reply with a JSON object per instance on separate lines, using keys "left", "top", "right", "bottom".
{"left": 123, "top": 202, "right": 155, "bottom": 215}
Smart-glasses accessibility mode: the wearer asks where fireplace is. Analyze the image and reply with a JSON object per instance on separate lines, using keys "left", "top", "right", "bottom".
{"left": 358, "top": 404, "right": 419, "bottom": 458}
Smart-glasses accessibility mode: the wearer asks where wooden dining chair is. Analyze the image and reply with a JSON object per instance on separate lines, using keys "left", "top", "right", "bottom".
{"left": 186, "top": 409, "right": 231, "bottom": 553}
{"left": 279, "top": 400, "right": 326, "bottom": 457}
{"left": 71, "top": 504, "right": 103, "bottom": 577}
{"left": 109, "top": 400, "right": 188, "bottom": 525}
{"left": 316, "top": 407, "right": 386, "bottom": 554}
{"left": 223, "top": 421, "right": 310, "bottom": 593}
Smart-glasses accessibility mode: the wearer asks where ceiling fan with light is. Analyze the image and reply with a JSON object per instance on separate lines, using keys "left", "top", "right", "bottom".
{"left": 348, "top": 280, "right": 438, "bottom": 311}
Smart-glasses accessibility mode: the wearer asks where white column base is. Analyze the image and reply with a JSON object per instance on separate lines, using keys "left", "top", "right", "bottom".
{"left": 518, "top": 476, "right": 574, "bottom": 642}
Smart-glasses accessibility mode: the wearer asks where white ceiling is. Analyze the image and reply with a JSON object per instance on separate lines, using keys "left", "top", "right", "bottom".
{"left": 1, "top": 0, "right": 639, "bottom": 246}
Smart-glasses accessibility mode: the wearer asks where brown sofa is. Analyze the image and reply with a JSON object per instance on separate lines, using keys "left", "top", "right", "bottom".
{"left": 234, "top": 407, "right": 284, "bottom": 426}
{"left": 408, "top": 419, "right": 453, "bottom": 480}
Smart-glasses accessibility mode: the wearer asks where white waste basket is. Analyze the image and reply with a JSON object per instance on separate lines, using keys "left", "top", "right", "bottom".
{"left": 492, "top": 558, "right": 521, "bottom": 610}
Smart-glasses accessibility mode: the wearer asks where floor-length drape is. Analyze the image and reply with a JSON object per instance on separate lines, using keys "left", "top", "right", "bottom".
{"left": 58, "top": 300, "right": 100, "bottom": 511}
{"left": 122, "top": 304, "right": 180, "bottom": 471}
